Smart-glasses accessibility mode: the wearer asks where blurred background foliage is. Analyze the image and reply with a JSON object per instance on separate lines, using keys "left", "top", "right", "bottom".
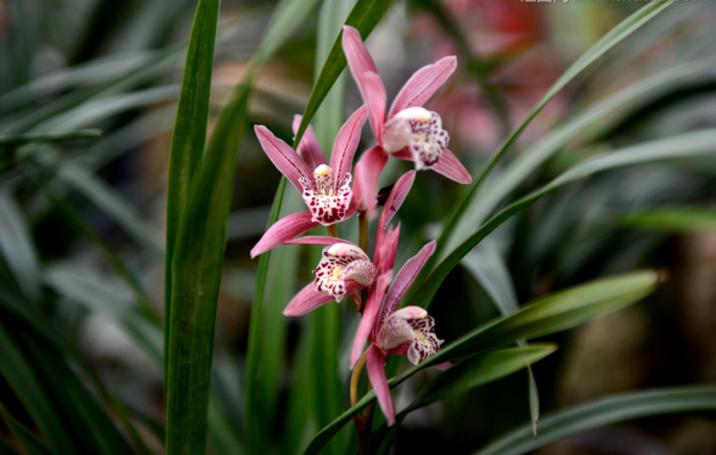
{"left": 0, "top": 0, "right": 715, "bottom": 453}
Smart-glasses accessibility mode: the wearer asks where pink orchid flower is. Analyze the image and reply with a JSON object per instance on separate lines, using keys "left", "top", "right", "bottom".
{"left": 341, "top": 25, "right": 472, "bottom": 217}
{"left": 350, "top": 170, "right": 416, "bottom": 367}
{"left": 365, "top": 240, "right": 444, "bottom": 426}
{"left": 282, "top": 237, "right": 377, "bottom": 316}
{"left": 282, "top": 170, "right": 416, "bottom": 318}
{"left": 250, "top": 105, "right": 368, "bottom": 258}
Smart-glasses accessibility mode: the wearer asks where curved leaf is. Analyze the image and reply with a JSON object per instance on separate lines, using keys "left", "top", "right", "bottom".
{"left": 476, "top": 385, "right": 716, "bottom": 455}
{"left": 304, "top": 270, "right": 659, "bottom": 453}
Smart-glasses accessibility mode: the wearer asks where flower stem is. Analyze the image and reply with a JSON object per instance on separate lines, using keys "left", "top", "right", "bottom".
{"left": 358, "top": 210, "right": 368, "bottom": 252}
{"left": 358, "top": 210, "right": 368, "bottom": 312}
{"left": 327, "top": 224, "right": 338, "bottom": 237}
{"left": 350, "top": 348, "right": 369, "bottom": 408}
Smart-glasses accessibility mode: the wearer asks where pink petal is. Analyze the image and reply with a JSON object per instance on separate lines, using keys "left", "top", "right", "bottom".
{"left": 283, "top": 282, "right": 333, "bottom": 316}
{"left": 350, "top": 272, "right": 393, "bottom": 368}
{"left": 367, "top": 347, "right": 395, "bottom": 426}
{"left": 330, "top": 105, "right": 367, "bottom": 183}
{"left": 250, "top": 211, "right": 317, "bottom": 258}
{"left": 389, "top": 56, "right": 458, "bottom": 118}
{"left": 431, "top": 147, "right": 472, "bottom": 184}
{"left": 353, "top": 145, "right": 388, "bottom": 219}
{"left": 255, "top": 125, "right": 313, "bottom": 193}
{"left": 284, "top": 280, "right": 364, "bottom": 316}
{"left": 292, "top": 115, "right": 326, "bottom": 170}
{"left": 342, "top": 26, "right": 386, "bottom": 139}
{"left": 374, "top": 223, "right": 400, "bottom": 275}
{"left": 379, "top": 170, "right": 416, "bottom": 231}
{"left": 359, "top": 71, "right": 387, "bottom": 142}
{"left": 382, "top": 240, "right": 437, "bottom": 317}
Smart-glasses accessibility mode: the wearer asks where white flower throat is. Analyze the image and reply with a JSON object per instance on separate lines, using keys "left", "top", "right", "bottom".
{"left": 300, "top": 164, "right": 352, "bottom": 226}
{"left": 382, "top": 107, "right": 449, "bottom": 170}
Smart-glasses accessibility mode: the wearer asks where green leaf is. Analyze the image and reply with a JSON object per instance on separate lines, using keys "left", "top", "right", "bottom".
{"left": 622, "top": 207, "right": 716, "bottom": 232}
{"left": 476, "top": 385, "right": 716, "bottom": 455}
{"left": 304, "top": 270, "right": 660, "bottom": 453}
{"left": 0, "top": 402, "right": 53, "bottom": 455}
{"left": 425, "top": 271, "right": 658, "bottom": 366}
{"left": 167, "top": 0, "right": 326, "bottom": 452}
{"left": 0, "top": 191, "right": 40, "bottom": 299}
{"left": 163, "top": 0, "right": 221, "bottom": 452}
{"left": 0, "top": 325, "right": 76, "bottom": 452}
{"left": 164, "top": 0, "right": 218, "bottom": 330}
{"left": 433, "top": 0, "right": 674, "bottom": 267}
{"left": 443, "top": 57, "right": 715, "bottom": 260}
{"left": 462, "top": 242, "right": 541, "bottom": 433}
{"left": 293, "top": 0, "right": 396, "bottom": 142}
{"left": 415, "top": 128, "right": 716, "bottom": 309}
{"left": 0, "top": 129, "right": 101, "bottom": 147}
{"left": 375, "top": 345, "right": 556, "bottom": 454}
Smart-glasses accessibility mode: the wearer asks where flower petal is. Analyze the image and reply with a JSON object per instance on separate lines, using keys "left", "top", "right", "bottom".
{"left": 353, "top": 145, "right": 388, "bottom": 219}
{"left": 292, "top": 115, "right": 326, "bottom": 170}
{"left": 382, "top": 240, "right": 437, "bottom": 317}
{"left": 330, "top": 105, "right": 367, "bottom": 183}
{"left": 367, "top": 346, "right": 395, "bottom": 426}
{"left": 359, "top": 71, "right": 388, "bottom": 142}
{"left": 379, "top": 170, "right": 415, "bottom": 231}
{"left": 283, "top": 282, "right": 333, "bottom": 316}
{"left": 431, "top": 147, "right": 472, "bottom": 184}
{"left": 250, "top": 211, "right": 317, "bottom": 258}
{"left": 342, "top": 26, "right": 386, "bottom": 139}
{"left": 350, "top": 271, "right": 392, "bottom": 368}
{"left": 389, "top": 56, "right": 458, "bottom": 118}
{"left": 255, "top": 125, "right": 313, "bottom": 193}
{"left": 374, "top": 223, "right": 400, "bottom": 276}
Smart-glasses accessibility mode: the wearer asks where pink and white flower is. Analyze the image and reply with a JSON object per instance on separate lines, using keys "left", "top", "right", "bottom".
{"left": 341, "top": 25, "right": 472, "bottom": 217}
{"left": 250, "top": 106, "right": 367, "bottom": 258}
{"left": 361, "top": 240, "right": 443, "bottom": 426}
{"left": 282, "top": 237, "right": 376, "bottom": 317}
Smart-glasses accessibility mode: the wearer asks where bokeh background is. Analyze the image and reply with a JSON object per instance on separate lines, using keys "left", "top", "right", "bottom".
{"left": 1, "top": 0, "right": 715, "bottom": 453}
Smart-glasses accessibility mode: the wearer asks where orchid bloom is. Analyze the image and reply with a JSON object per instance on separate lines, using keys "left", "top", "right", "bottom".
{"left": 250, "top": 106, "right": 367, "bottom": 258}
{"left": 365, "top": 240, "right": 443, "bottom": 426}
{"left": 350, "top": 170, "right": 416, "bottom": 367}
{"left": 282, "top": 237, "right": 376, "bottom": 317}
{"left": 341, "top": 25, "right": 472, "bottom": 217}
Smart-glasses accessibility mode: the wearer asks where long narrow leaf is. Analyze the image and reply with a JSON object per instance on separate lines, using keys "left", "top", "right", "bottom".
{"left": 415, "top": 128, "right": 716, "bottom": 309}
{"left": 304, "top": 270, "right": 660, "bottom": 453}
{"left": 476, "top": 385, "right": 716, "bottom": 455}
{"left": 432, "top": 0, "right": 674, "bottom": 267}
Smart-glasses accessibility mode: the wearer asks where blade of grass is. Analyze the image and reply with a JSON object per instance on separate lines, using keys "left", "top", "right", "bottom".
{"left": 304, "top": 270, "right": 660, "bottom": 453}
{"left": 0, "top": 129, "right": 101, "bottom": 148}
{"left": 462, "top": 243, "right": 541, "bottom": 434}
{"left": 476, "top": 385, "right": 716, "bottom": 455}
{"left": 168, "top": 0, "right": 327, "bottom": 452}
{"left": 0, "top": 402, "right": 53, "bottom": 455}
{"left": 375, "top": 345, "right": 556, "bottom": 454}
{"left": 433, "top": 0, "right": 674, "bottom": 266}
{"left": 621, "top": 206, "right": 716, "bottom": 232}
{"left": 164, "top": 0, "right": 219, "bottom": 353}
{"left": 414, "top": 128, "right": 716, "bottom": 310}
{"left": 441, "top": 57, "right": 715, "bottom": 261}
{"left": 0, "top": 191, "right": 40, "bottom": 299}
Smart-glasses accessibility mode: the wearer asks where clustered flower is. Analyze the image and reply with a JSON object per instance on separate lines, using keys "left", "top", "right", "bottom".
{"left": 250, "top": 26, "right": 472, "bottom": 426}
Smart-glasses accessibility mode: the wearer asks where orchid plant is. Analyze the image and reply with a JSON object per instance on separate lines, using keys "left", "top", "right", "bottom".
{"left": 250, "top": 27, "right": 469, "bottom": 427}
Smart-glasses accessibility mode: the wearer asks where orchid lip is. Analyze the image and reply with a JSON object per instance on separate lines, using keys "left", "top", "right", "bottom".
{"left": 376, "top": 308, "right": 443, "bottom": 365}
{"left": 300, "top": 164, "right": 353, "bottom": 226}
{"left": 313, "top": 243, "right": 376, "bottom": 302}
{"left": 382, "top": 107, "right": 449, "bottom": 170}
